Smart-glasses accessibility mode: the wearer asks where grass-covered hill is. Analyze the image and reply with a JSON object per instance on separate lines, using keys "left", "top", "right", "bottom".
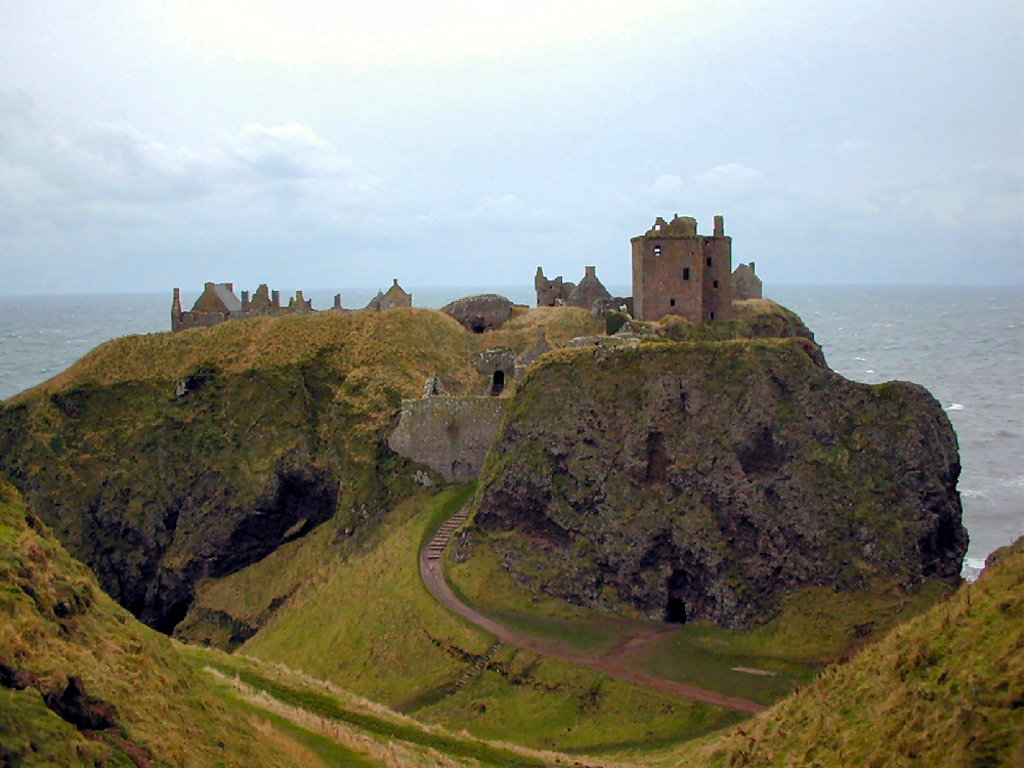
{"left": 2, "top": 465, "right": 1018, "bottom": 767}
{"left": 0, "top": 306, "right": 602, "bottom": 639}
{"left": 657, "top": 535, "right": 1024, "bottom": 768}
{"left": 0, "top": 477, "right": 317, "bottom": 767}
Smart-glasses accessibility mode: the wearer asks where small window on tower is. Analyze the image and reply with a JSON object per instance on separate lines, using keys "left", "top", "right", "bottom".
{"left": 710, "top": 311, "right": 716, "bottom": 320}
{"left": 670, "top": 298, "right": 676, "bottom": 307}
{"left": 713, "top": 280, "right": 719, "bottom": 288}
{"left": 653, "top": 245, "right": 661, "bottom": 256}
{"left": 683, "top": 268, "right": 690, "bottom": 280}
{"left": 706, "top": 257, "right": 712, "bottom": 266}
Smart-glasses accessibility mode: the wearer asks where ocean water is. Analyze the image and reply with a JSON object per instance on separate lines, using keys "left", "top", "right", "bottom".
{"left": 1, "top": 285, "right": 1021, "bottom": 569}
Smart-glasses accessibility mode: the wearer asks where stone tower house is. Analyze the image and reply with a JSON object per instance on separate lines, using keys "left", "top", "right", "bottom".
{"left": 631, "top": 214, "right": 732, "bottom": 323}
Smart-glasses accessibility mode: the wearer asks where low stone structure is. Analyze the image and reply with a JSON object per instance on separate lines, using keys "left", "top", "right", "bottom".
{"left": 517, "top": 330, "right": 553, "bottom": 372}
{"left": 441, "top": 294, "right": 514, "bottom": 333}
{"left": 387, "top": 396, "right": 507, "bottom": 483}
{"left": 473, "top": 347, "right": 516, "bottom": 396}
{"left": 732, "top": 262, "right": 763, "bottom": 300}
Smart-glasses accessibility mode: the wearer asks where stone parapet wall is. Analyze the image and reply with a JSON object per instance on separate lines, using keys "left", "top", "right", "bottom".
{"left": 387, "top": 396, "right": 507, "bottom": 483}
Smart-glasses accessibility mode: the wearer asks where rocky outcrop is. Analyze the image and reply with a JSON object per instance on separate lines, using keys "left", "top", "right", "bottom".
{"left": 472, "top": 339, "right": 967, "bottom": 628}
{"left": 441, "top": 294, "right": 515, "bottom": 333}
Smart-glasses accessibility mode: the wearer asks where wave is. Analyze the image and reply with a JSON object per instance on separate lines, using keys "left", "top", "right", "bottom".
{"left": 945, "top": 403, "right": 964, "bottom": 411}
{"left": 961, "top": 556, "right": 986, "bottom": 581}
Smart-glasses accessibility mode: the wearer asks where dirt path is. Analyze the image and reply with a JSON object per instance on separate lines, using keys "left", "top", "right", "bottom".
{"left": 419, "top": 513, "right": 767, "bottom": 715}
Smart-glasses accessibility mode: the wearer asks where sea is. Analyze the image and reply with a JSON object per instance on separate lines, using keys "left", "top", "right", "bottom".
{"left": 1, "top": 285, "right": 1021, "bottom": 575}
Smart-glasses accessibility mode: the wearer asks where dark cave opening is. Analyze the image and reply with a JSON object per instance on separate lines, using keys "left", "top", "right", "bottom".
{"left": 665, "top": 597, "right": 687, "bottom": 623}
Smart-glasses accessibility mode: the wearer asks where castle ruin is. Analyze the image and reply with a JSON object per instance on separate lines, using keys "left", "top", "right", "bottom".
{"left": 631, "top": 214, "right": 732, "bottom": 323}
{"left": 534, "top": 266, "right": 615, "bottom": 312}
{"left": 365, "top": 279, "right": 412, "bottom": 311}
{"left": 732, "top": 262, "right": 763, "bottom": 300}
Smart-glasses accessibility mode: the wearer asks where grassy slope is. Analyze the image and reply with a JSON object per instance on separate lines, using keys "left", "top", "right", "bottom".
{"left": 446, "top": 533, "right": 948, "bottom": 707}
{"left": 640, "top": 536, "right": 1024, "bottom": 768}
{"left": 242, "top": 487, "right": 741, "bottom": 752}
{"left": 0, "top": 478, "right": 319, "bottom": 768}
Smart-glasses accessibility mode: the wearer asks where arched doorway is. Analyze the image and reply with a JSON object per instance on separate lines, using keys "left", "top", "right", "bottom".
{"left": 490, "top": 370, "right": 505, "bottom": 396}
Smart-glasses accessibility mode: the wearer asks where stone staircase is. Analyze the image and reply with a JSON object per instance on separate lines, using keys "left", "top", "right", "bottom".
{"left": 454, "top": 642, "right": 503, "bottom": 690}
{"left": 425, "top": 504, "right": 470, "bottom": 560}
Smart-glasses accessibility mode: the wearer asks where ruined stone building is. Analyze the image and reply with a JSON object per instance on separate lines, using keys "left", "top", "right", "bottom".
{"left": 535, "top": 266, "right": 612, "bottom": 310}
{"left": 172, "top": 283, "right": 241, "bottom": 331}
{"left": 631, "top": 214, "right": 732, "bottom": 323}
{"left": 366, "top": 279, "right": 412, "bottom": 311}
{"left": 172, "top": 282, "right": 314, "bottom": 331}
{"left": 732, "top": 262, "right": 763, "bottom": 300}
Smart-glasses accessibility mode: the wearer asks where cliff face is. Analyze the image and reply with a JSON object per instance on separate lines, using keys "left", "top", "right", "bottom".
{"left": 0, "top": 365, "right": 401, "bottom": 634}
{"left": 473, "top": 339, "right": 966, "bottom": 628}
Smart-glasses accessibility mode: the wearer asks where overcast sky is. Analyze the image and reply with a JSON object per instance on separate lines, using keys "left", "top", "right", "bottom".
{"left": 1, "top": 0, "right": 1020, "bottom": 295}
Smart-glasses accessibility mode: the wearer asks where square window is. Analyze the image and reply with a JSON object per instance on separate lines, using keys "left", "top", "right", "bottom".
{"left": 713, "top": 280, "right": 719, "bottom": 288}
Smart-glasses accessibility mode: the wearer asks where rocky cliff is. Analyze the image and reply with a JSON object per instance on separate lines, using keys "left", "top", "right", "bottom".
{"left": 472, "top": 338, "right": 967, "bottom": 628}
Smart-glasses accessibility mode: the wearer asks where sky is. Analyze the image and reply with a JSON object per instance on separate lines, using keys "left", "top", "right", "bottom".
{"left": 0, "top": 0, "right": 1021, "bottom": 295}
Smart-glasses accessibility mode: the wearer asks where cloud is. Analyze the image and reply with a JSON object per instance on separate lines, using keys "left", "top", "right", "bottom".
{"left": 692, "top": 163, "right": 763, "bottom": 192}
{"left": 647, "top": 163, "right": 763, "bottom": 203}
{"left": 414, "top": 192, "right": 557, "bottom": 231}
{"left": 0, "top": 91, "right": 375, "bottom": 242}
{"left": 835, "top": 138, "right": 871, "bottom": 155}
{"left": 228, "top": 122, "right": 351, "bottom": 180}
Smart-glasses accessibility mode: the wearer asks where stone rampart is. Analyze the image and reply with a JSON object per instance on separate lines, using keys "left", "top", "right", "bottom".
{"left": 387, "top": 396, "right": 506, "bottom": 483}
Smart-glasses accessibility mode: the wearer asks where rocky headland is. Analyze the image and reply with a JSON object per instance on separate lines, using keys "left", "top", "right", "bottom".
{"left": 469, "top": 336, "right": 966, "bottom": 628}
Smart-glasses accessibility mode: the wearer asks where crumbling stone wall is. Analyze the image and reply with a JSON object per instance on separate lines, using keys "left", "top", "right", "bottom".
{"left": 733, "top": 262, "right": 763, "bottom": 300}
{"left": 535, "top": 265, "right": 613, "bottom": 312}
{"left": 366, "top": 279, "right": 412, "bottom": 311}
{"left": 387, "top": 397, "right": 507, "bottom": 483}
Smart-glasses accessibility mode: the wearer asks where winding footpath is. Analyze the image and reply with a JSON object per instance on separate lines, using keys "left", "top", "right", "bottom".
{"left": 419, "top": 505, "right": 767, "bottom": 715}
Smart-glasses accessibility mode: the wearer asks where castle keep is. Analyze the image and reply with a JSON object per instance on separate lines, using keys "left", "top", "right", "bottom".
{"left": 631, "top": 214, "right": 732, "bottom": 323}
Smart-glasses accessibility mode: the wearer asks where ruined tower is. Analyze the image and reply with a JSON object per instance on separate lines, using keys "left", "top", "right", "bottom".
{"left": 631, "top": 214, "right": 732, "bottom": 323}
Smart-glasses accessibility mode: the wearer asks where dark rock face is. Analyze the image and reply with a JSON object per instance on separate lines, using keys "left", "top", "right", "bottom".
{"left": 0, "top": 367, "right": 355, "bottom": 635}
{"left": 441, "top": 294, "right": 515, "bottom": 333}
{"left": 473, "top": 340, "right": 967, "bottom": 628}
